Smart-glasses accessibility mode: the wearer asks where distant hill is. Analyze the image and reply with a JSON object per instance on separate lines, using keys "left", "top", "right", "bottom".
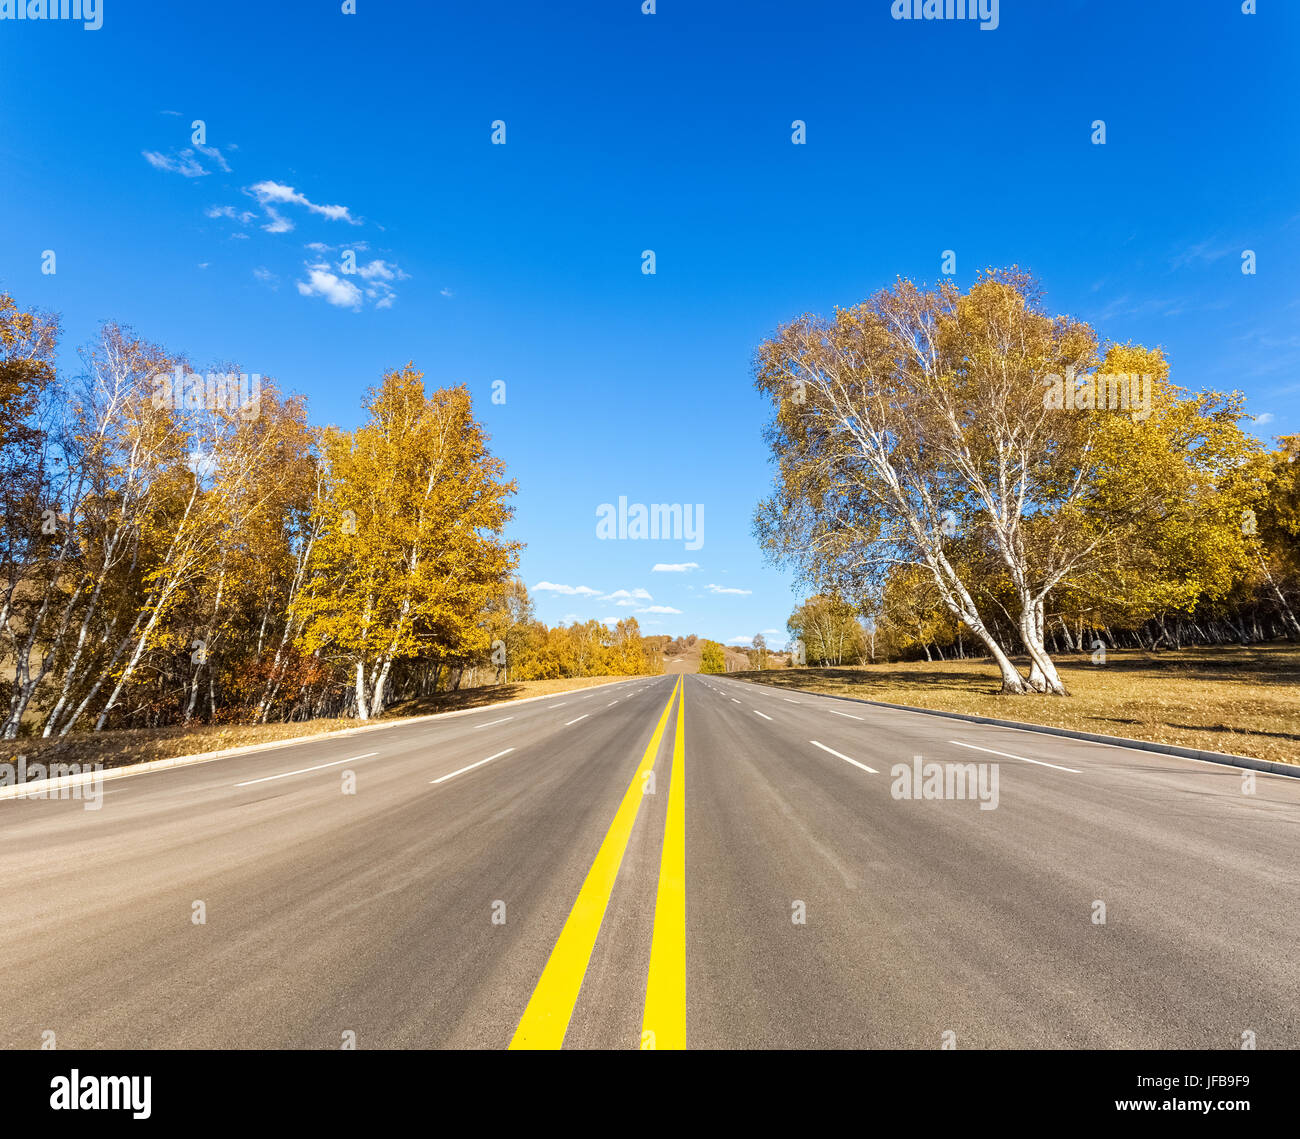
{"left": 653, "top": 634, "right": 789, "bottom": 674}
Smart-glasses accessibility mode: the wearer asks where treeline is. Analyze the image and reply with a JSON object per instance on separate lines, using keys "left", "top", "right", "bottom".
{"left": 758, "top": 271, "right": 1299, "bottom": 690}
{"left": 0, "top": 292, "right": 655, "bottom": 738}
{"left": 487, "top": 581, "right": 662, "bottom": 681}
{"left": 695, "top": 638, "right": 769, "bottom": 673}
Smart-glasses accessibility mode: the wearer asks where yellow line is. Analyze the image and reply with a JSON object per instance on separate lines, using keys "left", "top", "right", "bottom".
{"left": 641, "top": 675, "right": 687, "bottom": 1050}
{"left": 509, "top": 676, "right": 681, "bottom": 1050}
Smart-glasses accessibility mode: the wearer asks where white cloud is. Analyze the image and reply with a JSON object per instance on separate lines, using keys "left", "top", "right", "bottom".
{"left": 248, "top": 180, "right": 358, "bottom": 228}
{"left": 440, "top": 287, "right": 454, "bottom": 298}
{"left": 1256, "top": 412, "right": 1275, "bottom": 425}
{"left": 533, "top": 582, "right": 600, "bottom": 596}
{"left": 652, "top": 562, "right": 699, "bottom": 573}
{"left": 196, "top": 144, "right": 231, "bottom": 173}
{"left": 296, "top": 264, "right": 363, "bottom": 309}
{"left": 727, "top": 636, "right": 752, "bottom": 645}
{"left": 143, "top": 149, "right": 208, "bottom": 178}
{"left": 707, "top": 583, "right": 752, "bottom": 595}
{"left": 187, "top": 448, "right": 219, "bottom": 480}
{"left": 144, "top": 144, "right": 232, "bottom": 178}
{"left": 762, "top": 628, "right": 782, "bottom": 635}
{"left": 357, "top": 259, "right": 401, "bottom": 282}
{"left": 206, "top": 205, "right": 255, "bottom": 224}
{"left": 601, "top": 587, "right": 652, "bottom": 603}
{"left": 536, "top": 584, "right": 659, "bottom": 614}
{"left": 356, "top": 260, "right": 409, "bottom": 308}
{"left": 296, "top": 255, "right": 408, "bottom": 311}
{"left": 260, "top": 205, "right": 292, "bottom": 234}
{"left": 253, "top": 267, "right": 279, "bottom": 288}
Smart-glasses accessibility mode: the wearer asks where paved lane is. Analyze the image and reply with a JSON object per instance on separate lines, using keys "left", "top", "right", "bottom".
{"left": 687, "top": 675, "right": 1300, "bottom": 1048}
{"left": 1, "top": 672, "right": 1295, "bottom": 1049}
{"left": 0, "top": 676, "right": 674, "bottom": 1048}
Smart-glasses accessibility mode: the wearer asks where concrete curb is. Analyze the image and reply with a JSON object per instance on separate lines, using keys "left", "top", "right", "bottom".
{"left": 726, "top": 675, "right": 1300, "bottom": 780}
{"left": 0, "top": 675, "right": 645, "bottom": 800}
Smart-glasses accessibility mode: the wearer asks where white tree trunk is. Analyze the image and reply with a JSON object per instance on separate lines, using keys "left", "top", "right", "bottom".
{"left": 353, "top": 661, "right": 371, "bottom": 721}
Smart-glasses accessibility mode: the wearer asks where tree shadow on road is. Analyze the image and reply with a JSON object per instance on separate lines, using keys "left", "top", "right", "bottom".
{"left": 387, "top": 684, "right": 528, "bottom": 717}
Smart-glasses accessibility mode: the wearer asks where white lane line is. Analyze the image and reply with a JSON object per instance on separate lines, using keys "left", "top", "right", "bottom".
{"left": 565, "top": 715, "right": 589, "bottom": 726}
{"left": 236, "top": 753, "right": 378, "bottom": 787}
{"left": 785, "top": 699, "right": 801, "bottom": 704}
{"left": 810, "top": 741, "right": 878, "bottom": 774}
{"left": 608, "top": 700, "right": 619, "bottom": 706}
{"left": 754, "top": 710, "right": 773, "bottom": 721}
{"left": 474, "top": 717, "right": 514, "bottom": 729}
{"left": 731, "top": 698, "right": 741, "bottom": 704}
{"left": 549, "top": 702, "right": 568, "bottom": 709}
{"left": 826, "top": 709, "right": 863, "bottom": 720}
{"left": 431, "top": 748, "right": 516, "bottom": 785}
{"left": 948, "top": 740, "right": 1081, "bottom": 773}
{"left": 581, "top": 694, "right": 594, "bottom": 700}
{"left": 768, "top": 685, "right": 1299, "bottom": 781}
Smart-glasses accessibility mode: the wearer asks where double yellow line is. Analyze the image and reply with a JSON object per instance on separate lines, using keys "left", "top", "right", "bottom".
{"left": 509, "top": 676, "right": 687, "bottom": 1050}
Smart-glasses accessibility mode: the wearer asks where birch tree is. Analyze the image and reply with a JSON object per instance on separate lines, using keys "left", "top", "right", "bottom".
{"left": 293, "top": 369, "right": 518, "bottom": 720}
{"left": 754, "top": 271, "right": 1261, "bottom": 694}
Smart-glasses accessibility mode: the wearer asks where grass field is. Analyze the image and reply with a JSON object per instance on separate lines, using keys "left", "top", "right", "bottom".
{"left": 1, "top": 674, "right": 652, "bottom": 773}
{"left": 736, "top": 644, "right": 1300, "bottom": 766}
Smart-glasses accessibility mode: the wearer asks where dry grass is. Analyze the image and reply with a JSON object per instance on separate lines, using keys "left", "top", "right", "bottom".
{"left": 736, "top": 644, "right": 1300, "bottom": 766}
{"left": 2, "top": 674, "right": 651, "bottom": 772}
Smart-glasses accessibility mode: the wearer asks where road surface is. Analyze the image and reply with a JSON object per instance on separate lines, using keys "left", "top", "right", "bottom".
{"left": 1, "top": 674, "right": 1296, "bottom": 1049}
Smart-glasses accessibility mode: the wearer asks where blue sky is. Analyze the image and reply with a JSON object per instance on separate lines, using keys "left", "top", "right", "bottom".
{"left": 1, "top": 0, "right": 1296, "bottom": 647}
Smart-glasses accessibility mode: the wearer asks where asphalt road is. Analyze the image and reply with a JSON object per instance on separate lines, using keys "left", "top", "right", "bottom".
{"left": 1, "top": 673, "right": 1296, "bottom": 1050}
